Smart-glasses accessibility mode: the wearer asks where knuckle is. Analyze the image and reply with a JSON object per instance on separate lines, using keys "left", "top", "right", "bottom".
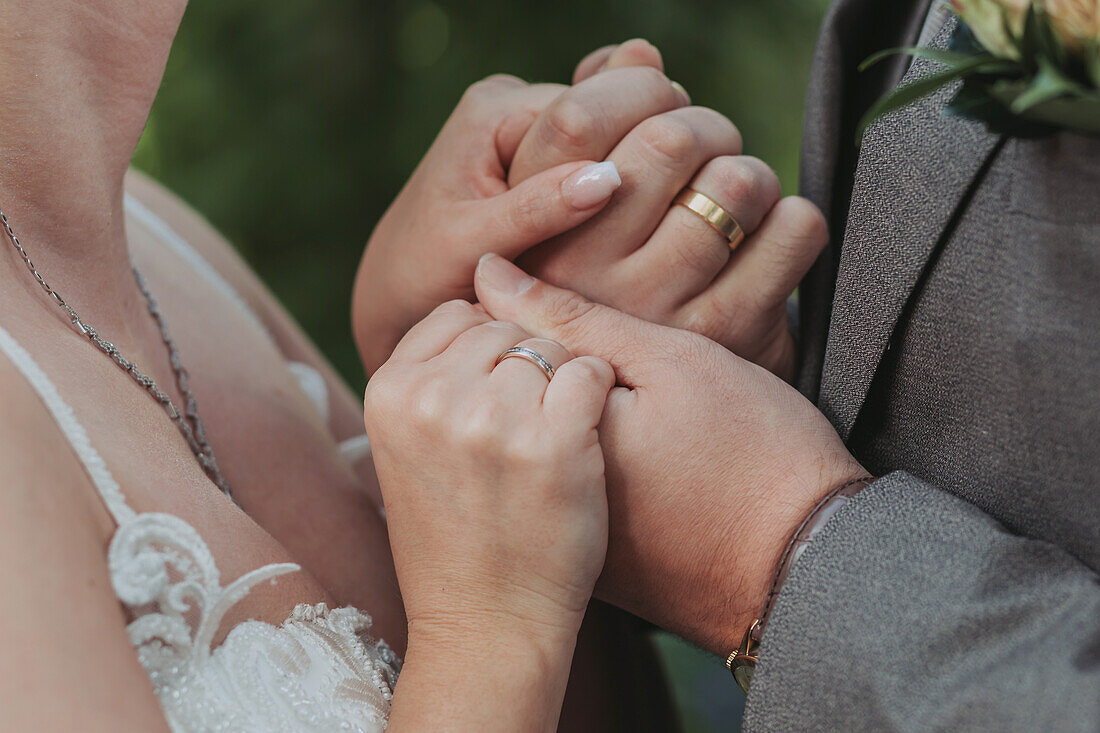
{"left": 661, "top": 330, "right": 721, "bottom": 371}
{"left": 676, "top": 306, "right": 717, "bottom": 342}
{"left": 636, "top": 114, "right": 699, "bottom": 166}
{"left": 433, "top": 298, "right": 477, "bottom": 316}
{"left": 716, "top": 112, "right": 744, "bottom": 152}
{"left": 504, "top": 431, "right": 552, "bottom": 467}
{"left": 694, "top": 107, "right": 744, "bottom": 151}
{"left": 679, "top": 298, "right": 745, "bottom": 343}
{"left": 463, "top": 74, "right": 522, "bottom": 105}
{"left": 713, "top": 156, "right": 778, "bottom": 208}
{"left": 364, "top": 373, "right": 419, "bottom": 430}
{"left": 461, "top": 400, "right": 507, "bottom": 451}
{"left": 483, "top": 73, "right": 524, "bottom": 87}
{"left": 408, "top": 377, "right": 452, "bottom": 426}
{"left": 630, "top": 64, "right": 675, "bottom": 94}
{"left": 571, "top": 356, "right": 612, "bottom": 386}
{"left": 501, "top": 187, "right": 547, "bottom": 240}
{"left": 757, "top": 197, "right": 830, "bottom": 267}
{"left": 543, "top": 97, "right": 599, "bottom": 152}
{"left": 361, "top": 380, "right": 390, "bottom": 424}
{"left": 542, "top": 290, "right": 600, "bottom": 336}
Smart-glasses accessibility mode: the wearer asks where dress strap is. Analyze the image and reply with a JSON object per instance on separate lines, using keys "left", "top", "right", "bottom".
{"left": 0, "top": 325, "right": 136, "bottom": 525}
{"left": 123, "top": 193, "right": 272, "bottom": 338}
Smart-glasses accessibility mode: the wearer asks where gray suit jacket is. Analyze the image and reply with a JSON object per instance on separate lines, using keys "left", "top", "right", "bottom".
{"left": 743, "top": 1, "right": 1100, "bottom": 730}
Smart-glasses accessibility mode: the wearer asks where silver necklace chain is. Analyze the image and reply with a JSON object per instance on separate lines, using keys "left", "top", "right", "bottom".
{"left": 0, "top": 205, "right": 240, "bottom": 507}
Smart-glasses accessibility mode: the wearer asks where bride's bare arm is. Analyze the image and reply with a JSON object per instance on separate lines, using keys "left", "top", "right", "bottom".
{"left": 0, "top": 361, "right": 170, "bottom": 732}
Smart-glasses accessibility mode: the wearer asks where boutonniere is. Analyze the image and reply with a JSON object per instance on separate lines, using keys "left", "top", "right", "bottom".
{"left": 859, "top": 0, "right": 1100, "bottom": 141}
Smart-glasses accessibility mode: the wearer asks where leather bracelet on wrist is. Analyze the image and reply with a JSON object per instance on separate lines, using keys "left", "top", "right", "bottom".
{"left": 725, "top": 475, "right": 875, "bottom": 693}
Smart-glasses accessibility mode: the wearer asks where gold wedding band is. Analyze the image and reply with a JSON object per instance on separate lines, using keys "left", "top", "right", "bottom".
{"left": 495, "top": 346, "right": 555, "bottom": 381}
{"left": 673, "top": 189, "right": 746, "bottom": 249}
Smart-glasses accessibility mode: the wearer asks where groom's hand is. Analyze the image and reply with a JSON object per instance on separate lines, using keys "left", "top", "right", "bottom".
{"left": 473, "top": 254, "right": 866, "bottom": 654}
{"left": 509, "top": 41, "right": 827, "bottom": 382}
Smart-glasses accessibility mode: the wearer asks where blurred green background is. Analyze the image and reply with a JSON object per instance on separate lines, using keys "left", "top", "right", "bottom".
{"left": 134, "top": 1, "right": 831, "bottom": 729}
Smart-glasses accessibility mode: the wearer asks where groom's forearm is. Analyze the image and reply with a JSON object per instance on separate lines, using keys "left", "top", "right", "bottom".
{"left": 601, "top": 461, "right": 865, "bottom": 660}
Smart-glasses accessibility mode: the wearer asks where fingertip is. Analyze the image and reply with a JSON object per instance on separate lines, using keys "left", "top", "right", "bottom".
{"left": 774, "top": 196, "right": 830, "bottom": 252}
{"left": 573, "top": 44, "right": 619, "bottom": 84}
{"left": 544, "top": 355, "right": 616, "bottom": 421}
{"left": 606, "top": 38, "right": 664, "bottom": 73}
{"left": 484, "top": 159, "right": 620, "bottom": 255}
{"left": 431, "top": 298, "right": 481, "bottom": 317}
{"left": 670, "top": 80, "right": 691, "bottom": 106}
{"left": 588, "top": 355, "right": 618, "bottom": 392}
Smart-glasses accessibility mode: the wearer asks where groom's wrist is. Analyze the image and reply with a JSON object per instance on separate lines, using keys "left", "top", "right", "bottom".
{"left": 717, "top": 468, "right": 872, "bottom": 692}
{"left": 684, "top": 457, "right": 869, "bottom": 657}
{"left": 752, "top": 474, "right": 874, "bottom": 628}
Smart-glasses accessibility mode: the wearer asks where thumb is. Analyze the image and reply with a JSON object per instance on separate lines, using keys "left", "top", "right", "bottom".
{"left": 474, "top": 161, "right": 621, "bottom": 260}
{"left": 474, "top": 253, "right": 666, "bottom": 385}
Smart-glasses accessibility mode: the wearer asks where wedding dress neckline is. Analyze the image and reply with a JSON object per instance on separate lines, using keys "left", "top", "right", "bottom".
{"left": 0, "top": 197, "right": 398, "bottom": 731}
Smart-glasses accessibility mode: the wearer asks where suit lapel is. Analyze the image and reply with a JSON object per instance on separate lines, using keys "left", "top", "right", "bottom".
{"left": 817, "top": 15, "right": 1002, "bottom": 440}
{"left": 797, "top": 0, "right": 933, "bottom": 399}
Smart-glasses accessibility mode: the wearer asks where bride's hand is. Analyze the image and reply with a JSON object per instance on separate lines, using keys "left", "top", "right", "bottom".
{"left": 353, "top": 43, "right": 689, "bottom": 375}
{"left": 366, "top": 298, "right": 613, "bottom": 636}
{"left": 512, "top": 43, "right": 828, "bottom": 382}
{"left": 365, "top": 298, "right": 614, "bottom": 729}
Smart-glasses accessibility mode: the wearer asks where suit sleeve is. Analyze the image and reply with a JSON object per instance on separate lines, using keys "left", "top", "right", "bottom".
{"left": 741, "top": 471, "right": 1100, "bottom": 732}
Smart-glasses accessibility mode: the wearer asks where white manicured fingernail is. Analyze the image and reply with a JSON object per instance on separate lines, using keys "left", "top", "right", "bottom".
{"left": 562, "top": 162, "right": 622, "bottom": 210}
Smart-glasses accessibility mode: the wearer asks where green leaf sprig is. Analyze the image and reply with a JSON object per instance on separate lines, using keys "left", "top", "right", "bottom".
{"left": 857, "top": 5, "right": 1100, "bottom": 143}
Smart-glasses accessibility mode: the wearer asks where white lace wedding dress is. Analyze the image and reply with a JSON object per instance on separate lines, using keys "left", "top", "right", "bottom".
{"left": 0, "top": 195, "right": 399, "bottom": 731}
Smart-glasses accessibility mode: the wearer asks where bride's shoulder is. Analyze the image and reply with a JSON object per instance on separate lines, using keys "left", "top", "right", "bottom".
{"left": 123, "top": 170, "right": 322, "bottom": 364}
{"left": 124, "top": 169, "right": 276, "bottom": 322}
{"left": 123, "top": 169, "right": 369, "bottom": 447}
{"left": 124, "top": 168, "right": 369, "bottom": 442}
{"left": 0, "top": 356, "right": 173, "bottom": 732}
